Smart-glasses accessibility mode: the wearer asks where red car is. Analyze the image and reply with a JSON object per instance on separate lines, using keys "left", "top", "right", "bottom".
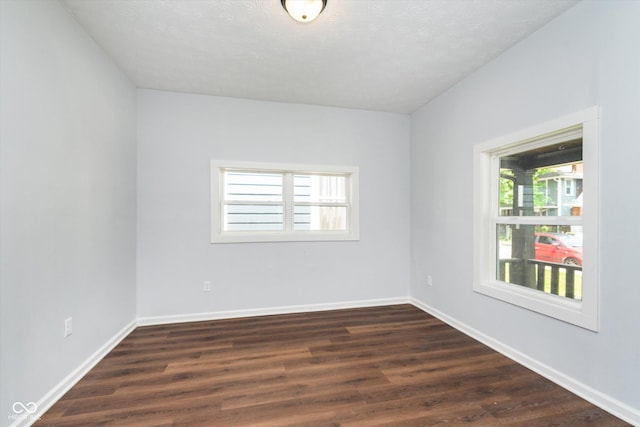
{"left": 534, "top": 233, "right": 583, "bottom": 266}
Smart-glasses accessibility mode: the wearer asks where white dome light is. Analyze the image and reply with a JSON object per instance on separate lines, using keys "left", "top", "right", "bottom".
{"left": 281, "top": 0, "right": 327, "bottom": 23}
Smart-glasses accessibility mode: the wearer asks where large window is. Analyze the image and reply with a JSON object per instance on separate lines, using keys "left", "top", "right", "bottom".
{"left": 473, "top": 107, "right": 599, "bottom": 330}
{"left": 211, "top": 160, "right": 359, "bottom": 243}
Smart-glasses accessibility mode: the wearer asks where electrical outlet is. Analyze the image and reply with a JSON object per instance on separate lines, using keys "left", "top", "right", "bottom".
{"left": 203, "top": 281, "right": 211, "bottom": 292}
{"left": 426, "top": 275, "right": 433, "bottom": 287}
{"left": 64, "top": 317, "right": 73, "bottom": 337}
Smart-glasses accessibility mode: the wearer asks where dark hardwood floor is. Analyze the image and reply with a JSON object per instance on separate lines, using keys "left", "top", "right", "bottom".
{"left": 37, "top": 304, "right": 628, "bottom": 426}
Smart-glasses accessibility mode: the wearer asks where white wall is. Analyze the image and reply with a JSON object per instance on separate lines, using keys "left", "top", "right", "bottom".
{"left": 4, "top": 0, "right": 637, "bottom": 424}
{"left": 0, "top": 1, "right": 137, "bottom": 425}
{"left": 137, "top": 90, "right": 411, "bottom": 320}
{"left": 410, "top": 0, "right": 639, "bottom": 421}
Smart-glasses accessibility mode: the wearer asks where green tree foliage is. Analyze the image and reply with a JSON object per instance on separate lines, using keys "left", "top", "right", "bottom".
{"left": 500, "top": 174, "right": 514, "bottom": 208}
{"left": 500, "top": 167, "right": 555, "bottom": 211}
{"left": 533, "top": 167, "right": 555, "bottom": 208}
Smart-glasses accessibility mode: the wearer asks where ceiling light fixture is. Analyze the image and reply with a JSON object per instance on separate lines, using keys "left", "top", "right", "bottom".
{"left": 281, "top": 0, "right": 327, "bottom": 23}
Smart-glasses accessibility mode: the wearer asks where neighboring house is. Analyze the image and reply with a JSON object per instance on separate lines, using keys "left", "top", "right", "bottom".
{"left": 536, "top": 163, "right": 583, "bottom": 217}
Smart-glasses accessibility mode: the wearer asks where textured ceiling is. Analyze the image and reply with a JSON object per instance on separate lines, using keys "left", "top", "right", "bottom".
{"left": 62, "top": 0, "right": 577, "bottom": 114}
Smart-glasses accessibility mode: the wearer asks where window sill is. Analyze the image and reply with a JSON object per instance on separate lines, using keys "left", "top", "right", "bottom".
{"left": 474, "top": 278, "right": 597, "bottom": 331}
{"left": 211, "top": 230, "right": 360, "bottom": 244}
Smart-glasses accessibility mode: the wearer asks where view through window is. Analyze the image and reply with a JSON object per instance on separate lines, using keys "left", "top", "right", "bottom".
{"left": 211, "top": 160, "right": 359, "bottom": 243}
{"left": 497, "top": 139, "right": 583, "bottom": 300}
{"left": 223, "top": 171, "right": 348, "bottom": 232}
{"left": 473, "top": 107, "right": 599, "bottom": 330}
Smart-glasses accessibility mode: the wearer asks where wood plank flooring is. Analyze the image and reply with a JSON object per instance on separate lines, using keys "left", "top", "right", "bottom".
{"left": 36, "top": 305, "right": 628, "bottom": 426}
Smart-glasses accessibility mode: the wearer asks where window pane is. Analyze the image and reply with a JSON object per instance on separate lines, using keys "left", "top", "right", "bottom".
{"left": 497, "top": 224, "right": 583, "bottom": 300}
{"left": 499, "top": 140, "right": 583, "bottom": 217}
{"left": 294, "top": 174, "right": 346, "bottom": 203}
{"left": 224, "top": 204, "right": 283, "bottom": 231}
{"left": 225, "top": 172, "right": 282, "bottom": 202}
{"left": 294, "top": 206, "right": 347, "bottom": 231}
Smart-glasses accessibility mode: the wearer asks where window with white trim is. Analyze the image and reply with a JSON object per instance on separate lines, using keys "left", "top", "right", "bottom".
{"left": 473, "top": 107, "right": 599, "bottom": 331}
{"left": 211, "top": 160, "right": 359, "bottom": 243}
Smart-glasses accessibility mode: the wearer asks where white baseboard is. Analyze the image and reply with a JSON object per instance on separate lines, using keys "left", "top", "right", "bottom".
{"left": 409, "top": 297, "right": 640, "bottom": 426}
{"left": 137, "top": 297, "right": 411, "bottom": 326}
{"left": 9, "top": 319, "right": 137, "bottom": 427}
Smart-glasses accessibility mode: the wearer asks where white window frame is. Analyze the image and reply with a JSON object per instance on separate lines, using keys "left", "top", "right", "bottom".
{"left": 473, "top": 107, "right": 600, "bottom": 331}
{"left": 211, "top": 160, "right": 359, "bottom": 243}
